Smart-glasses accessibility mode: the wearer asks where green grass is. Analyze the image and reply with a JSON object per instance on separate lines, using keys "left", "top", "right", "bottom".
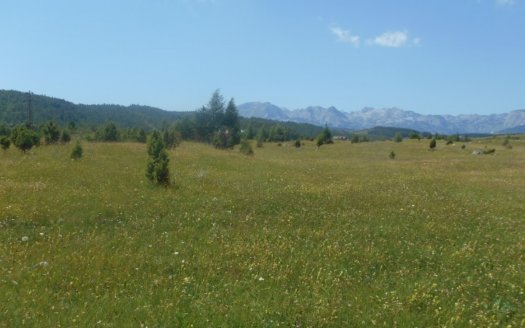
{"left": 1, "top": 138, "right": 524, "bottom": 327}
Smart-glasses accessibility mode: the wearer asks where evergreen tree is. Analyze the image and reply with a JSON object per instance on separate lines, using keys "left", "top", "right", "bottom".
{"left": 42, "top": 121, "right": 61, "bottom": 144}
{"left": 245, "top": 124, "right": 255, "bottom": 140}
{"left": 239, "top": 139, "right": 254, "bottom": 156}
{"left": 137, "top": 129, "right": 147, "bottom": 143}
{"left": 351, "top": 134, "right": 360, "bottom": 144}
{"left": 97, "top": 122, "right": 119, "bottom": 142}
{"left": 0, "top": 124, "right": 10, "bottom": 137}
{"left": 389, "top": 151, "right": 396, "bottom": 159}
{"left": 146, "top": 131, "right": 170, "bottom": 186}
{"left": 60, "top": 130, "right": 71, "bottom": 143}
{"left": 316, "top": 125, "right": 333, "bottom": 146}
{"left": 162, "top": 128, "right": 181, "bottom": 149}
{"left": 11, "top": 125, "right": 40, "bottom": 153}
{"left": 429, "top": 138, "right": 437, "bottom": 150}
{"left": 70, "top": 141, "right": 83, "bottom": 159}
{"left": 223, "top": 98, "right": 241, "bottom": 147}
{"left": 0, "top": 136, "right": 10, "bottom": 150}
{"left": 394, "top": 132, "right": 403, "bottom": 143}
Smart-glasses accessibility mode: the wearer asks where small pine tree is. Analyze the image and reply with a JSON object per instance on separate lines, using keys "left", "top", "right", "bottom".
{"left": 429, "top": 138, "right": 437, "bottom": 150}
{"left": 71, "top": 142, "right": 83, "bottom": 160}
{"left": 351, "top": 134, "right": 359, "bottom": 144}
{"left": 146, "top": 131, "right": 170, "bottom": 186}
{"left": 60, "top": 130, "right": 71, "bottom": 143}
{"left": 394, "top": 132, "right": 403, "bottom": 143}
{"left": 255, "top": 127, "right": 265, "bottom": 148}
{"left": 316, "top": 125, "right": 333, "bottom": 147}
{"left": 502, "top": 135, "right": 512, "bottom": 149}
{"left": 97, "top": 123, "right": 119, "bottom": 142}
{"left": 11, "top": 125, "right": 40, "bottom": 153}
{"left": 0, "top": 136, "right": 11, "bottom": 150}
{"left": 137, "top": 129, "right": 147, "bottom": 143}
{"left": 43, "top": 121, "right": 61, "bottom": 144}
{"left": 389, "top": 151, "right": 396, "bottom": 159}
{"left": 239, "top": 139, "right": 254, "bottom": 156}
{"left": 294, "top": 139, "right": 301, "bottom": 148}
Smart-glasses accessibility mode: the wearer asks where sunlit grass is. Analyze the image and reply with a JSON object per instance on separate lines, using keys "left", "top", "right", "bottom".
{"left": 1, "top": 138, "right": 524, "bottom": 326}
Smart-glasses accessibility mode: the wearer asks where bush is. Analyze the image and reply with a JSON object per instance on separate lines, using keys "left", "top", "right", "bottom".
{"left": 60, "top": 130, "right": 71, "bottom": 143}
{"left": 351, "top": 134, "right": 359, "bottom": 144}
{"left": 97, "top": 123, "right": 119, "bottom": 142}
{"left": 294, "top": 140, "right": 301, "bottom": 148}
{"left": 0, "top": 136, "right": 11, "bottom": 150}
{"left": 71, "top": 142, "right": 83, "bottom": 160}
{"left": 11, "top": 125, "right": 40, "bottom": 153}
{"left": 146, "top": 131, "right": 170, "bottom": 186}
{"left": 239, "top": 139, "right": 254, "bottom": 156}
{"left": 394, "top": 132, "right": 403, "bottom": 143}
{"left": 483, "top": 148, "right": 496, "bottom": 155}
{"left": 256, "top": 138, "right": 263, "bottom": 148}
{"left": 429, "top": 138, "right": 436, "bottom": 150}
{"left": 316, "top": 126, "right": 333, "bottom": 147}
{"left": 389, "top": 151, "right": 396, "bottom": 159}
{"left": 502, "top": 136, "right": 512, "bottom": 149}
{"left": 42, "top": 121, "right": 61, "bottom": 144}
{"left": 163, "top": 129, "right": 182, "bottom": 149}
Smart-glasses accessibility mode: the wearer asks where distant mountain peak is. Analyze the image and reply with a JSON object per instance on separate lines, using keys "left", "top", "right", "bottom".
{"left": 238, "top": 101, "right": 525, "bottom": 134}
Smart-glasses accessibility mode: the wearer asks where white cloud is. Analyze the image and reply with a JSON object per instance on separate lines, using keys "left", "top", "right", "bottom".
{"left": 330, "top": 27, "right": 360, "bottom": 47}
{"left": 370, "top": 31, "right": 409, "bottom": 48}
{"left": 496, "top": 0, "right": 516, "bottom": 5}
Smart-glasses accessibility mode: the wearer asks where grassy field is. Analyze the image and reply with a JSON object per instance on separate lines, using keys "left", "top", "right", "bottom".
{"left": 1, "top": 138, "right": 524, "bottom": 327}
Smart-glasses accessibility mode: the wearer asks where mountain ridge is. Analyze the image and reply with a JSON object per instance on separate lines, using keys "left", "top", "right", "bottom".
{"left": 237, "top": 102, "right": 525, "bottom": 134}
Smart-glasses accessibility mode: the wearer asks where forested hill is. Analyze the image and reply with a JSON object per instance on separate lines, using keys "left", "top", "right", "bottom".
{"left": 0, "top": 90, "right": 186, "bottom": 129}
{"left": 0, "top": 90, "right": 327, "bottom": 138}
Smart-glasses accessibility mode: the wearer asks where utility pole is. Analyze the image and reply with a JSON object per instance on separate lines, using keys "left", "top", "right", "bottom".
{"left": 27, "top": 91, "right": 33, "bottom": 129}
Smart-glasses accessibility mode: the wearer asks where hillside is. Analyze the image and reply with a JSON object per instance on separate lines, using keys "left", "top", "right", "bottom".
{"left": 0, "top": 90, "right": 328, "bottom": 139}
{"left": 0, "top": 90, "right": 186, "bottom": 129}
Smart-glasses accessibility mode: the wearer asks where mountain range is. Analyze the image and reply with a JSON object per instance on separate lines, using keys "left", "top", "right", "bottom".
{"left": 238, "top": 102, "right": 525, "bottom": 134}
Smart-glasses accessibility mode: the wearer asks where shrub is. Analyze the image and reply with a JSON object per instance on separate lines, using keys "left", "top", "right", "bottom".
{"left": 461, "top": 144, "right": 466, "bottom": 150}
{"left": 389, "top": 151, "right": 396, "bottom": 159}
{"left": 239, "top": 139, "right": 254, "bottom": 156}
{"left": 60, "top": 130, "right": 71, "bottom": 143}
{"left": 483, "top": 148, "right": 496, "bottom": 155}
{"left": 71, "top": 142, "right": 83, "bottom": 160}
{"left": 146, "top": 131, "right": 170, "bottom": 186}
{"left": 316, "top": 126, "right": 333, "bottom": 147}
{"left": 11, "top": 125, "right": 40, "bottom": 153}
{"left": 351, "top": 134, "right": 359, "bottom": 144}
{"left": 429, "top": 138, "right": 436, "bottom": 150}
{"left": 137, "top": 129, "right": 147, "bottom": 143}
{"left": 163, "top": 129, "right": 182, "bottom": 149}
{"left": 394, "top": 132, "right": 403, "bottom": 143}
{"left": 42, "top": 121, "right": 61, "bottom": 144}
{"left": 294, "top": 140, "right": 301, "bottom": 148}
{"left": 256, "top": 138, "right": 263, "bottom": 148}
{"left": 97, "top": 123, "right": 119, "bottom": 142}
{"left": 502, "top": 136, "right": 512, "bottom": 149}
{"left": 0, "top": 136, "right": 10, "bottom": 150}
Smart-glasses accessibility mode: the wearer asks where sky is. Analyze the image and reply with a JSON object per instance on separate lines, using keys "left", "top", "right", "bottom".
{"left": 1, "top": 0, "right": 524, "bottom": 115}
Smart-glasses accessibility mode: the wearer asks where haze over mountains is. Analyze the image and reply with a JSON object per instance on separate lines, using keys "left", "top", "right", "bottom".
{"left": 238, "top": 102, "right": 525, "bottom": 134}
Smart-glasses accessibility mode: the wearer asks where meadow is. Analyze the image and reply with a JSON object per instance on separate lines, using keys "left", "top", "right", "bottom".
{"left": 1, "top": 138, "right": 524, "bottom": 327}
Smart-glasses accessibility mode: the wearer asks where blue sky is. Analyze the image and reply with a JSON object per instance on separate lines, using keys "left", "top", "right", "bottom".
{"left": 1, "top": 0, "right": 524, "bottom": 114}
